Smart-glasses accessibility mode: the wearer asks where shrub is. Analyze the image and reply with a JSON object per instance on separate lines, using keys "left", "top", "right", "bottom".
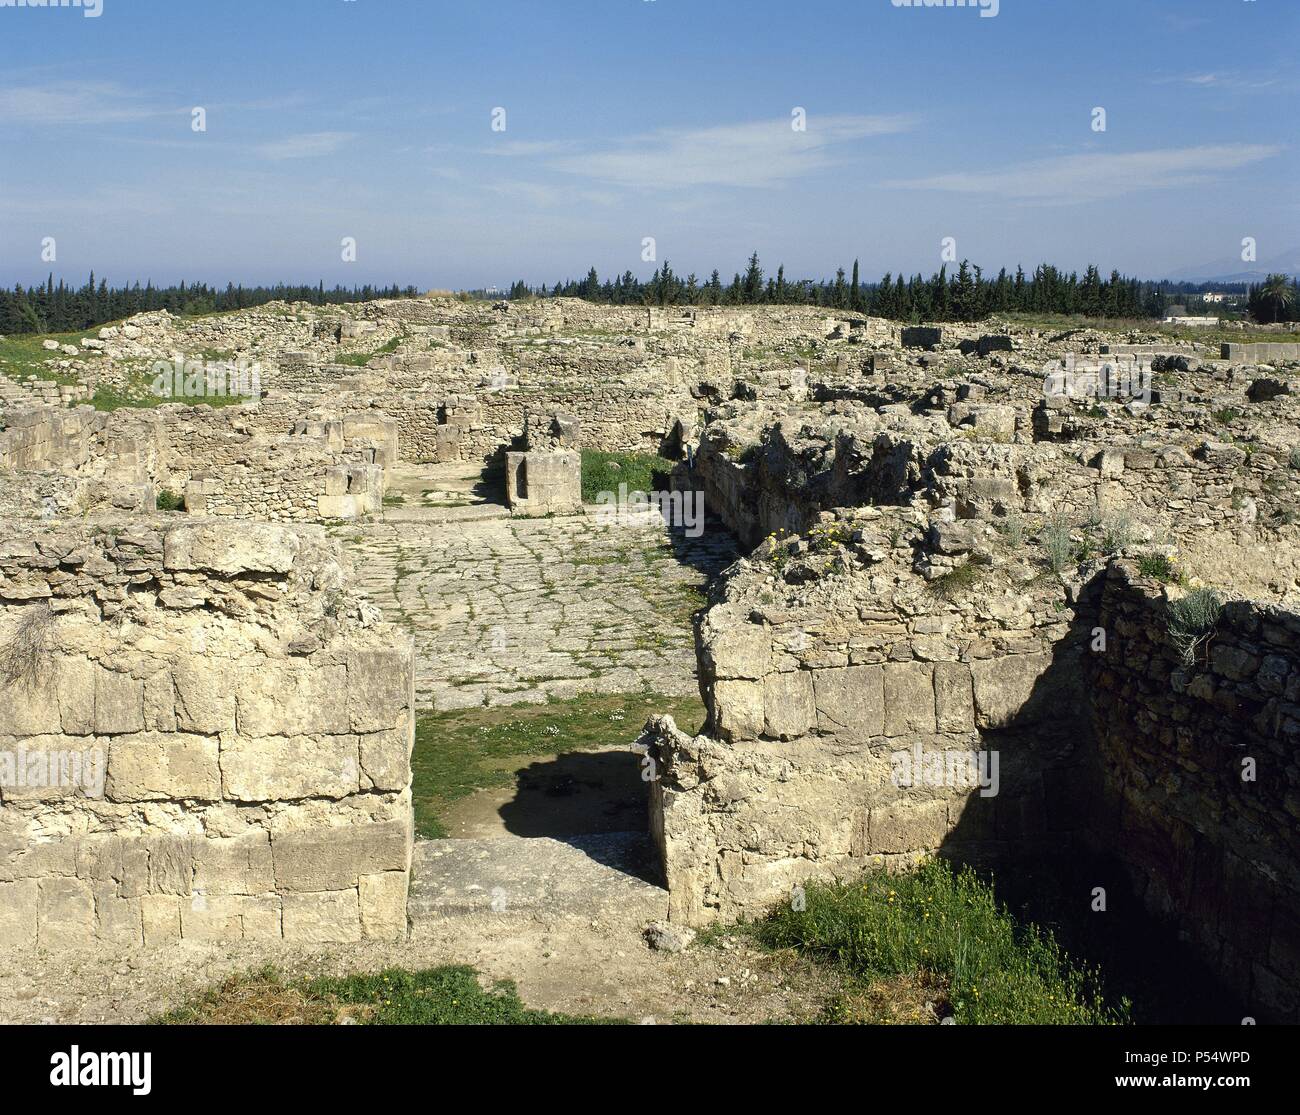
{"left": 1137, "top": 552, "right": 1180, "bottom": 584}
{"left": 155, "top": 488, "right": 183, "bottom": 511}
{"left": 1289, "top": 447, "right": 1300, "bottom": 470}
{"left": 0, "top": 602, "right": 55, "bottom": 689}
{"left": 1166, "top": 587, "right": 1222, "bottom": 666}
{"left": 1099, "top": 511, "right": 1136, "bottom": 555}
{"left": 1041, "top": 515, "right": 1074, "bottom": 573}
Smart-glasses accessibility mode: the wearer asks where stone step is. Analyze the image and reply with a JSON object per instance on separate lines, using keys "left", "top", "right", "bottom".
{"left": 408, "top": 832, "right": 667, "bottom": 930}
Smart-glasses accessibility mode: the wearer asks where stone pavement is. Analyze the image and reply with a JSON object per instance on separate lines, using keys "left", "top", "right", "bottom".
{"left": 344, "top": 501, "right": 738, "bottom": 710}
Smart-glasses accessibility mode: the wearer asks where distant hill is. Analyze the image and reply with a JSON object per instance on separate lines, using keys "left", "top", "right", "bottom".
{"left": 1173, "top": 247, "right": 1300, "bottom": 285}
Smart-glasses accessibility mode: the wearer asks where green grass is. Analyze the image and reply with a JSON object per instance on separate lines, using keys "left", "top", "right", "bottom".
{"left": 412, "top": 692, "right": 704, "bottom": 838}
{"left": 579, "top": 449, "right": 675, "bottom": 503}
{"left": 90, "top": 378, "right": 253, "bottom": 412}
{"left": 155, "top": 489, "right": 184, "bottom": 512}
{"left": 335, "top": 334, "right": 404, "bottom": 367}
{"left": 754, "top": 860, "right": 1129, "bottom": 1025}
{"left": 927, "top": 561, "right": 982, "bottom": 601}
{"left": 156, "top": 964, "right": 622, "bottom": 1025}
{"left": 1137, "top": 552, "right": 1183, "bottom": 584}
{"left": 0, "top": 330, "right": 91, "bottom": 384}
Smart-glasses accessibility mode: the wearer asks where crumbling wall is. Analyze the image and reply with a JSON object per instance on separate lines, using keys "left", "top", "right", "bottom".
{"left": 0, "top": 520, "right": 415, "bottom": 949}
{"left": 1086, "top": 562, "right": 1300, "bottom": 1021}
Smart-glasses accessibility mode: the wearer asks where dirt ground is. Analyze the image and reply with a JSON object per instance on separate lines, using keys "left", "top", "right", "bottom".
{"left": 0, "top": 912, "right": 843, "bottom": 1026}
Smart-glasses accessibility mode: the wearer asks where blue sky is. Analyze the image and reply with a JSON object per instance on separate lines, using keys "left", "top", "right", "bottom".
{"left": 1, "top": 0, "right": 1295, "bottom": 289}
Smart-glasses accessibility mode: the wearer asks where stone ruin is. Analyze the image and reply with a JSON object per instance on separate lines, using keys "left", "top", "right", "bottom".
{"left": 505, "top": 412, "right": 582, "bottom": 517}
{"left": 3, "top": 295, "right": 1299, "bottom": 1021}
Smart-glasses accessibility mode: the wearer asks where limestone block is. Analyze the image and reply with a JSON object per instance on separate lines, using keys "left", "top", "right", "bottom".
{"left": 970, "top": 654, "right": 1052, "bottom": 729}
{"left": 700, "top": 610, "right": 771, "bottom": 680}
{"left": 147, "top": 835, "right": 195, "bottom": 895}
{"left": 58, "top": 657, "right": 96, "bottom": 735}
{"left": 359, "top": 871, "right": 409, "bottom": 940}
{"left": 359, "top": 729, "right": 412, "bottom": 793}
{"left": 812, "top": 664, "right": 885, "bottom": 739}
{"left": 347, "top": 647, "right": 414, "bottom": 733}
{"left": 883, "top": 662, "right": 937, "bottom": 736}
{"left": 94, "top": 667, "right": 145, "bottom": 735}
{"left": 143, "top": 670, "right": 177, "bottom": 732}
{"left": 868, "top": 799, "right": 951, "bottom": 854}
{"left": 94, "top": 884, "right": 143, "bottom": 946}
{"left": 763, "top": 671, "right": 816, "bottom": 739}
{"left": 0, "top": 879, "right": 38, "bottom": 947}
{"left": 220, "top": 734, "right": 359, "bottom": 802}
{"left": 173, "top": 659, "right": 237, "bottom": 734}
{"left": 37, "top": 877, "right": 96, "bottom": 948}
{"left": 272, "top": 819, "right": 411, "bottom": 892}
{"left": 282, "top": 889, "right": 362, "bottom": 943}
{"left": 712, "top": 679, "right": 764, "bottom": 742}
{"left": 182, "top": 894, "right": 281, "bottom": 941}
{"left": 236, "top": 664, "right": 348, "bottom": 736}
{"left": 163, "top": 522, "right": 299, "bottom": 575}
{"left": 934, "top": 662, "right": 976, "bottom": 733}
{"left": 107, "top": 733, "right": 221, "bottom": 802}
{"left": 2, "top": 664, "right": 65, "bottom": 736}
{"left": 192, "top": 833, "right": 274, "bottom": 896}
{"left": 140, "top": 894, "right": 181, "bottom": 946}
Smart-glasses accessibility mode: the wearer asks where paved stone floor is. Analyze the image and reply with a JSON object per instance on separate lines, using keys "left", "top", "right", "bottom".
{"left": 344, "top": 469, "right": 739, "bottom": 710}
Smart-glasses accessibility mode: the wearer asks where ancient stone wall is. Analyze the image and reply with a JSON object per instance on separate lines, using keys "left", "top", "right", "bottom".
{"left": 0, "top": 520, "right": 414, "bottom": 949}
{"left": 1086, "top": 562, "right": 1300, "bottom": 1021}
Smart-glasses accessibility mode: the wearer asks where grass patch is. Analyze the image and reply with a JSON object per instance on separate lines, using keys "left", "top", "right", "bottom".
{"left": 155, "top": 489, "right": 184, "bottom": 512}
{"left": 579, "top": 449, "right": 675, "bottom": 503}
{"left": 412, "top": 691, "right": 705, "bottom": 838}
{"left": 156, "top": 964, "right": 621, "bottom": 1025}
{"left": 0, "top": 330, "right": 91, "bottom": 384}
{"left": 1166, "top": 586, "right": 1222, "bottom": 667}
{"left": 1137, "top": 552, "right": 1182, "bottom": 584}
{"left": 927, "top": 561, "right": 982, "bottom": 601}
{"left": 335, "top": 334, "right": 404, "bottom": 367}
{"left": 754, "top": 860, "right": 1129, "bottom": 1025}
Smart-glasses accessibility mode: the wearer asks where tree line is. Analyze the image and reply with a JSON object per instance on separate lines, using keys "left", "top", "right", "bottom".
{"left": 510, "top": 254, "right": 1280, "bottom": 323}
{"left": 0, "top": 276, "right": 421, "bottom": 336}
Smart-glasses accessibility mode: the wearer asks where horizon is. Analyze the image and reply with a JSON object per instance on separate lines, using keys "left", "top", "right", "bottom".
{"left": 1, "top": 0, "right": 1297, "bottom": 288}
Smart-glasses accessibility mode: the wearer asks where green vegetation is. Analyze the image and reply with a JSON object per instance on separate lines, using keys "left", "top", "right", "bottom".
{"left": 579, "top": 449, "right": 674, "bottom": 503}
{"left": 0, "top": 330, "right": 89, "bottom": 384}
{"left": 1137, "top": 552, "right": 1183, "bottom": 584}
{"left": 754, "top": 861, "right": 1129, "bottom": 1025}
{"left": 1166, "top": 587, "right": 1223, "bottom": 667}
{"left": 1213, "top": 407, "right": 1243, "bottom": 426}
{"left": 928, "top": 561, "right": 982, "bottom": 601}
{"left": 156, "top": 964, "right": 619, "bottom": 1025}
{"left": 412, "top": 692, "right": 705, "bottom": 838}
{"left": 1289, "top": 448, "right": 1300, "bottom": 470}
{"left": 336, "top": 334, "right": 405, "bottom": 367}
{"left": 382, "top": 493, "right": 406, "bottom": 508}
{"left": 1041, "top": 515, "right": 1075, "bottom": 573}
{"left": 155, "top": 489, "right": 184, "bottom": 512}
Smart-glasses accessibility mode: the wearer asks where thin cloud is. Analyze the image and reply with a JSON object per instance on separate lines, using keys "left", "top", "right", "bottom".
{"left": 256, "top": 131, "right": 355, "bottom": 160}
{"left": 1152, "top": 72, "right": 1285, "bottom": 91}
{"left": 494, "top": 114, "right": 917, "bottom": 190}
{"left": 886, "top": 144, "right": 1283, "bottom": 204}
{"left": 0, "top": 81, "right": 177, "bottom": 126}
